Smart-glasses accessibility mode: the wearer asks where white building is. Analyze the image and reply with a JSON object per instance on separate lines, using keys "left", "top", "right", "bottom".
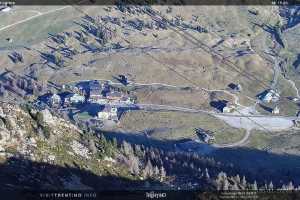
{"left": 64, "top": 93, "right": 85, "bottom": 105}
{"left": 261, "top": 89, "right": 280, "bottom": 103}
{"left": 272, "top": 92, "right": 280, "bottom": 102}
{"left": 0, "top": 7, "right": 12, "bottom": 12}
{"left": 236, "top": 84, "right": 242, "bottom": 92}
{"left": 125, "top": 97, "right": 134, "bottom": 104}
{"left": 98, "top": 111, "right": 109, "bottom": 120}
{"left": 272, "top": 106, "right": 280, "bottom": 114}
{"left": 49, "top": 93, "right": 61, "bottom": 105}
{"left": 97, "top": 106, "right": 118, "bottom": 121}
{"left": 69, "top": 93, "right": 85, "bottom": 103}
{"left": 262, "top": 92, "right": 273, "bottom": 103}
{"left": 222, "top": 105, "right": 235, "bottom": 113}
{"left": 203, "top": 134, "right": 215, "bottom": 144}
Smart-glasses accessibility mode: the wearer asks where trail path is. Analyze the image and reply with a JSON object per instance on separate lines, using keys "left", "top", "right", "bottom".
{"left": 0, "top": 6, "right": 71, "bottom": 32}
{"left": 213, "top": 130, "right": 251, "bottom": 148}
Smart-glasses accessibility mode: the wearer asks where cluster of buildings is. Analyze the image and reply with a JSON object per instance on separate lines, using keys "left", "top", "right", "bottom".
{"left": 46, "top": 80, "right": 134, "bottom": 106}
{"left": 41, "top": 80, "right": 135, "bottom": 122}
{"left": 43, "top": 92, "right": 85, "bottom": 108}
{"left": 86, "top": 80, "right": 133, "bottom": 105}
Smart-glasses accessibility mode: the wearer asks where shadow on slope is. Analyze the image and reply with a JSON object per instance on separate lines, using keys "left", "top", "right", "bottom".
{"left": 211, "top": 147, "right": 300, "bottom": 186}
{"left": 102, "top": 130, "right": 300, "bottom": 187}
{"left": 0, "top": 157, "right": 164, "bottom": 194}
{"left": 102, "top": 130, "right": 178, "bottom": 150}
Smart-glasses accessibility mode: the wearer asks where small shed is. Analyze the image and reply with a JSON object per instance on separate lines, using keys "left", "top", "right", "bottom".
{"left": 195, "top": 128, "right": 215, "bottom": 144}
{"left": 228, "top": 83, "right": 242, "bottom": 92}
{"left": 0, "top": 6, "right": 12, "bottom": 12}
{"left": 222, "top": 105, "right": 235, "bottom": 113}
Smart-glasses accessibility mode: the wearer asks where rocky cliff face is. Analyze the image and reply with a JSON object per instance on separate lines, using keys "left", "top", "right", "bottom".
{"left": 0, "top": 102, "right": 164, "bottom": 190}
{"left": 0, "top": 103, "right": 81, "bottom": 161}
{"left": 0, "top": 103, "right": 102, "bottom": 190}
{"left": 0, "top": 103, "right": 37, "bottom": 159}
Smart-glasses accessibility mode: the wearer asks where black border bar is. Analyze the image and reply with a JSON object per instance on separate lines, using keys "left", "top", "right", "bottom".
{"left": 2, "top": 190, "right": 300, "bottom": 200}
{"left": 0, "top": 0, "right": 299, "bottom": 6}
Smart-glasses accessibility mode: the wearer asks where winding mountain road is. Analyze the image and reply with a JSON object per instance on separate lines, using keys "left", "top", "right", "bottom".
{"left": 213, "top": 130, "right": 251, "bottom": 148}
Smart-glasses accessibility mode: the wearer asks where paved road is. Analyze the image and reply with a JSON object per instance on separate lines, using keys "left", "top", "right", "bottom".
{"left": 270, "top": 53, "right": 280, "bottom": 89}
{"left": 287, "top": 79, "right": 300, "bottom": 98}
{"left": 136, "top": 103, "right": 298, "bottom": 119}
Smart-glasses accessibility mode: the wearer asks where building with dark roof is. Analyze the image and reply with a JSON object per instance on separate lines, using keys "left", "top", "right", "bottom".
{"left": 106, "top": 91, "right": 123, "bottom": 100}
{"left": 89, "top": 80, "right": 102, "bottom": 101}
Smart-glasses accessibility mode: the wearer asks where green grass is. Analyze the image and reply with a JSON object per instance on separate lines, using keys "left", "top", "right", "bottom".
{"left": 76, "top": 112, "right": 92, "bottom": 121}
{"left": 246, "top": 129, "right": 296, "bottom": 150}
{"left": 277, "top": 76, "right": 297, "bottom": 97}
{"left": 246, "top": 130, "right": 273, "bottom": 149}
{"left": 119, "top": 110, "right": 246, "bottom": 145}
{"left": 214, "top": 128, "right": 246, "bottom": 145}
{"left": 0, "top": 6, "right": 100, "bottom": 49}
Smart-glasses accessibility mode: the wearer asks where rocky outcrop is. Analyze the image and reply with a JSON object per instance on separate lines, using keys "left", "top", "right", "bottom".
{"left": 0, "top": 102, "right": 81, "bottom": 160}
{"left": 38, "top": 109, "right": 54, "bottom": 125}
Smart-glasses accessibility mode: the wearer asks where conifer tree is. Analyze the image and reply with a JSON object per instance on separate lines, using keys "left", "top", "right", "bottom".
{"left": 269, "top": 181, "right": 274, "bottom": 190}
{"left": 253, "top": 180, "right": 258, "bottom": 190}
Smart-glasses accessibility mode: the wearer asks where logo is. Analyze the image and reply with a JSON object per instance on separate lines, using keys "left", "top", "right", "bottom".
{"left": 146, "top": 191, "right": 167, "bottom": 199}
